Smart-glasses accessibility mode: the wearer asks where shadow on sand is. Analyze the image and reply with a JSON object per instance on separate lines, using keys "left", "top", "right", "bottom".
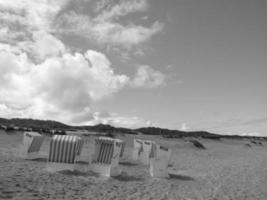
{"left": 119, "top": 161, "right": 139, "bottom": 166}
{"left": 168, "top": 173, "right": 195, "bottom": 181}
{"left": 113, "top": 172, "right": 143, "bottom": 182}
{"left": 76, "top": 161, "right": 89, "bottom": 165}
{"left": 59, "top": 170, "right": 99, "bottom": 177}
{"left": 27, "top": 157, "right": 47, "bottom": 162}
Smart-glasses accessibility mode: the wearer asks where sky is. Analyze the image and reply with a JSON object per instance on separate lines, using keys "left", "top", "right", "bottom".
{"left": 0, "top": 0, "right": 266, "bottom": 136}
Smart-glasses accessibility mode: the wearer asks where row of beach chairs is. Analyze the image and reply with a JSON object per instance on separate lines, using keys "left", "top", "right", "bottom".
{"left": 21, "top": 132, "right": 172, "bottom": 178}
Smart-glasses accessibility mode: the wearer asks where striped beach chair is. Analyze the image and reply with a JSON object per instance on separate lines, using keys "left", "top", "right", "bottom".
{"left": 149, "top": 144, "right": 172, "bottom": 178}
{"left": 47, "top": 135, "right": 84, "bottom": 172}
{"left": 21, "top": 132, "right": 45, "bottom": 159}
{"left": 139, "top": 140, "right": 156, "bottom": 165}
{"left": 132, "top": 139, "right": 143, "bottom": 161}
{"left": 90, "top": 137, "right": 123, "bottom": 177}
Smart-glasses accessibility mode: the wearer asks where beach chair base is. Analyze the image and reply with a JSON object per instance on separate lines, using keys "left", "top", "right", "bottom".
{"left": 90, "top": 164, "right": 111, "bottom": 177}
{"left": 139, "top": 151, "right": 150, "bottom": 165}
{"left": 47, "top": 162, "right": 75, "bottom": 172}
{"left": 19, "top": 146, "right": 43, "bottom": 160}
{"left": 90, "top": 164, "right": 122, "bottom": 177}
{"left": 24, "top": 152, "right": 42, "bottom": 160}
{"left": 149, "top": 158, "right": 169, "bottom": 178}
{"left": 132, "top": 147, "right": 140, "bottom": 161}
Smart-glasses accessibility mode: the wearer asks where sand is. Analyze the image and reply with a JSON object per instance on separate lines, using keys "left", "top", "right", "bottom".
{"left": 0, "top": 130, "right": 267, "bottom": 200}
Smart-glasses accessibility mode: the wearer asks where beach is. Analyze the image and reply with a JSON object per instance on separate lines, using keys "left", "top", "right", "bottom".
{"left": 0, "top": 131, "right": 266, "bottom": 200}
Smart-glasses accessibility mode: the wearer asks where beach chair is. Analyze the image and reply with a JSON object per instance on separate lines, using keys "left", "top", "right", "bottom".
{"left": 149, "top": 144, "right": 172, "bottom": 178}
{"left": 21, "top": 132, "right": 45, "bottom": 159}
{"left": 132, "top": 139, "right": 143, "bottom": 161}
{"left": 139, "top": 140, "right": 155, "bottom": 165}
{"left": 90, "top": 137, "right": 123, "bottom": 177}
{"left": 47, "top": 135, "right": 84, "bottom": 172}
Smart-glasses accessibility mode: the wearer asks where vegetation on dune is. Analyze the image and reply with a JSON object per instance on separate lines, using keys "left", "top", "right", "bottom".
{"left": 0, "top": 117, "right": 266, "bottom": 141}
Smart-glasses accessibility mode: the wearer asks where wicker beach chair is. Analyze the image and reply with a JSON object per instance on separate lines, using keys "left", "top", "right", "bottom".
{"left": 21, "top": 132, "right": 45, "bottom": 159}
{"left": 149, "top": 144, "right": 172, "bottom": 178}
{"left": 90, "top": 137, "right": 123, "bottom": 177}
{"left": 47, "top": 135, "right": 84, "bottom": 172}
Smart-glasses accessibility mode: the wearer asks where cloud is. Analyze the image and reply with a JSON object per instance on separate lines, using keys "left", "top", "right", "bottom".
{"left": 0, "top": 0, "right": 70, "bottom": 31}
{"left": 32, "top": 31, "right": 66, "bottom": 61}
{"left": 57, "top": 12, "right": 163, "bottom": 49}
{"left": 0, "top": 0, "right": 165, "bottom": 127}
{"left": 131, "top": 65, "right": 165, "bottom": 88}
{"left": 0, "top": 0, "right": 70, "bottom": 60}
{"left": 88, "top": 112, "right": 153, "bottom": 128}
{"left": 0, "top": 0, "right": 163, "bottom": 51}
{"left": 55, "top": 0, "right": 163, "bottom": 50}
{"left": 95, "top": 0, "right": 148, "bottom": 22}
{"left": 239, "top": 132, "right": 264, "bottom": 137}
{"left": 93, "top": 21, "right": 163, "bottom": 48}
{"left": 180, "top": 123, "right": 188, "bottom": 131}
{"left": 0, "top": 46, "right": 129, "bottom": 124}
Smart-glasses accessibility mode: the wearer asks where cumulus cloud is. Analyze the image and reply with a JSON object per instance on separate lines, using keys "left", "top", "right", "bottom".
{"left": 131, "top": 65, "right": 165, "bottom": 88}
{"left": 0, "top": 46, "right": 129, "bottom": 124}
{"left": 0, "top": 0, "right": 164, "bottom": 126}
{"left": 32, "top": 31, "right": 66, "bottom": 60}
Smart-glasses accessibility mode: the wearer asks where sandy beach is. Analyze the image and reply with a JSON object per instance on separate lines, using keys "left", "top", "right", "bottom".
{"left": 0, "top": 130, "right": 266, "bottom": 200}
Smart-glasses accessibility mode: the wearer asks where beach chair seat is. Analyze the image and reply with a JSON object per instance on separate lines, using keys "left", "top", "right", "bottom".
{"left": 21, "top": 132, "right": 45, "bottom": 159}
{"left": 47, "top": 135, "right": 84, "bottom": 172}
{"left": 149, "top": 144, "right": 172, "bottom": 178}
{"left": 90, "top": 137, "right": 123, "bottom": 177}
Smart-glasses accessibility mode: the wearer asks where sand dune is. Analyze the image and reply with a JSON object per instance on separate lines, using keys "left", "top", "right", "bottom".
{"left": 0, "top": 131, "right": 266, "bottom": 200}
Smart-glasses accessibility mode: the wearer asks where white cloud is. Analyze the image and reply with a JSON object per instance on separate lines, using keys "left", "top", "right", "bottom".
{"left": 0, "top": 47, "right": 129, "bottom": 124}
{"left": 0, "top": 0, "right": 165, "bottom": 127}
{"left": 95, "top": 0, "right": 148, "bottom": 22}
{"left": 95, "top": 21, "right": 163, "bottom": 48}
{"left": 180, "top": 123, "right": 188, "bottom": 131}
{"left": 239, "top": 132, "right": 263, "bottom": 137}
{"left": 0, "top": 0, "right": 70, "bottom": 60}
{"left": 131, "top": 65, "right": 165, "bottom": 88}
{"left": 55, "top": 0, "right": 163, "bottom": 50}
{"left": 32, "top": 31, "right": 66, "bottom": 61}
{"left": 0, "top": 0, "right": 70, "bottom": 32}
{"left": 57, "top": 12, "right": 163, "bottom": 49}
{"left": 88, "top": 112, "right": 153, "bottom": 128}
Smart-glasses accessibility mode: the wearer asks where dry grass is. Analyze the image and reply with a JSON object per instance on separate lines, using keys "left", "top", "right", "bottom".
{"left": 0, "top": 130, "right": 266, "bottom": 200}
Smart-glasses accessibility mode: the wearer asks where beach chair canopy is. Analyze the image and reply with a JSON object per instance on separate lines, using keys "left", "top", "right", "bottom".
{"left": 93, "top": 137, "right": 122, "bottom": 164}
{"left": 48, "top": 135, "right": 83, "bottom": 164}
